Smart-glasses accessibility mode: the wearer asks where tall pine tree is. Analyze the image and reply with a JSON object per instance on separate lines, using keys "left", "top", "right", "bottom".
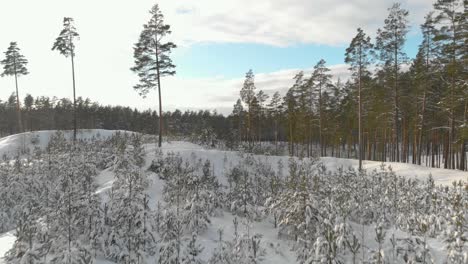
{"left": 1, "top": 42, "right": 28, "bottom": 133}
{"left": 345, "top": 28, "right": 374, "bottom": 170}
{"left": 376, "top": 3, "right": 410, "bottom": 162}
{"left": 52, "top": 17, "right": 80, "bottom": 142}
{"left": 310, "top": 59, "right": 332, "bottom": 156}
{"left": 433, "top": 0, "right": 466, "bottom": 169}
{"left": 131, "top": 4, "right": 176, "bottom": 148}
{"left": 240, "top": 70, "right": 256, "bottom": 147}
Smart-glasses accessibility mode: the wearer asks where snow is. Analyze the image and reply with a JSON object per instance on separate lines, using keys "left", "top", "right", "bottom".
{"left": 0, "top": 130, "right": 466, "bottom": 263}
{"left": 0, "top": 232, "right": 15, "bottom": 264}
{"left": 95, "top": 168, "right": 116, "bottom": 194}
{"left": 320, "top": 157, "right": 468, "bottom": 186}
{"left": 147, "top": 142, "right": 467, "bottom": 187}
{"left": 0, "top": 129, "right": 132, "bottom": 158}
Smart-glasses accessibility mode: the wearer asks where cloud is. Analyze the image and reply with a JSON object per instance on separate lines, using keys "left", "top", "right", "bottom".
{"left": 164, "top": 0, "right": 433, "bottom": 46}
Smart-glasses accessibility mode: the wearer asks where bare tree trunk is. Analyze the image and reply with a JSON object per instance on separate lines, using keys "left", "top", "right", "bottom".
{"left": 275, "top": 119, "right": 278, "bottom": 155}
{"left": 461, "top": 100, "right": 467, "bottom": 170}
{"left": 448, "top": 11, "right": 458, "bottom": 169}
{"left": 239, "top": 114, "right": 242, "bottom": 144}
{"left": 155, "top": 32, "right": 163, "bottom": 148}
{"left": 13, "top": 59, "right": 23, "bottom": 133}
{"left": 68, "top": 172, "right": 72, "bottom": 264}
{"left": 444, "top": 130, "right": 449, "bottom": 169}
{"left": 14, "top": 75, "right": 23, "bottom": 133}
{"left": 418, "top": 90, "right": 427, "bottom": 165}
{"left": 358, "top": 56, "right": 363, "bottom": 170}
{"left": 394, "top": 47, "right": 400, "bottom": 163}
{"left": 248, "top": 106, "right": 252, "bottom": 149}
{"left": 319, "top": 83, "right": 323, "bottom": 157}
{"left": 449, "top": 75, "right": 455, "bottom": 169}
{"left": 71, "top": 53, "right": 77, "bottom": 142}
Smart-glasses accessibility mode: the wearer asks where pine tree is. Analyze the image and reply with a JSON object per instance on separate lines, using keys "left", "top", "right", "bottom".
{"left": 232, "top": 99, "right": 244, "bottom": 145}
{"left": 182, "top": 233, "right": 205, "bottom": 264}
{"left": 240, "top": 70, "right": 256, "bottom": 147}
{"left": 284, "top": 73, "right": 302, "bottom": 156}
{"left": 345, "top": 28, "right": 374, "bottom": 170}
{"left": 52, "top": 17, "right": 80, "bottom": 142}
{"left": 227, "top": 162, "right": 258, "bottom": 220}
{"left": 106, "top": 136, "right": 156, "bottom": 263}
{"left": 131, "top": 4, "right": 176, "bottom": 148}
{"left": 376, "top": 3, "right": 410, "bottom": 162}
{"left": 24, "top": 94, "right": 34, "bottom": 131}
{"left": 183, "top": 171, "right": 211, "bottom": 234}
{"left": 295, "top": 71, "right": 312, "bottom": 157}
{"left": 1, "top": 42, "right": 28, "bottom": 133}
{"left": 209, "top": 229, "right": 233, "bottom": 264}
{"left": 444, "top": 183, "right": 466, "bottom": 264}
{"left": 267, "top": 92, "right": 282, "bottom": 154}
{"left": 433, "top": 0, "right": 466, "bottom": 169}
{"left": 346, "top": 233, "right": 361, "bottom": 264}
{"left": 5, "top": 200, "right": 43, "bottom": 264}
{"left": 369, "top": 224, "right": 386, "bottom": 264}
{"left": 48, "top": 155, "right": 94, "bottom": 264}
{"left": 231, "top": 225, "right": 266, "bottom": 264}
{"left": 310, "top": 59, "right": 333, "bottom": 156}
{"left": 412, "top": 13, "right": 437, "bottom": 166}
{"left": 256, "top": 90, "right": 269, "bottom": 143}
{"left": 159, "top": 209, "right": 182, "bottom": 264}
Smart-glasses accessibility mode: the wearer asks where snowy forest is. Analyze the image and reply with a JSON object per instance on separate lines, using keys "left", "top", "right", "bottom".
{"left": 0, "top": 0, "right": 467, "bottom": 263}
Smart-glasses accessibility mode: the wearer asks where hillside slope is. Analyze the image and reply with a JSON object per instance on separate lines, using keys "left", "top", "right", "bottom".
{"left": 0, "top": 130, "right": 466, "bottom": 263}
{"left": 0, "top": 129, "right": 131, "bottom": 158}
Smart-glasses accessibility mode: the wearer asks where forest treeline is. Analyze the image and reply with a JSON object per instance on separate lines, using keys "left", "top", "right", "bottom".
{"left": 1, "top": 0, "right": 466, "bottom": 171}
{"left": 230, "top": 2, "right": 467, "bottom": 171}
{"left": 0, "top": 93, "right": 230, "bottom": 141}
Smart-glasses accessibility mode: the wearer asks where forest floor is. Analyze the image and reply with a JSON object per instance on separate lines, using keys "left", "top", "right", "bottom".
{"left": 0, "top": 130, "right": 466, "bottom": 263}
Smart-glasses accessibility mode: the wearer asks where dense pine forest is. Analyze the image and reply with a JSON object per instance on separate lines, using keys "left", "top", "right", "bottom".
{"left": 0, "top": 94, "right": 229, "bottom": 142}
{"left": 228, "top": 3, "right": 467, "bottom": 171}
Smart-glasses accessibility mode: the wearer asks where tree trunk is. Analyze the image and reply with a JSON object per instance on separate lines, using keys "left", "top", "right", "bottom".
{"left": 71, "top": 51, "right": 77, "bottom": 142}
{"left": 418, "top": 89, "right": 426, "bottom": 165}
{"left": 319, "top": 83, "right": 323, "bottom": 157}
{"left": 13, "top": 60, "right": 23, "bottom": 133}
{"left": 155, "top": 32, "right": 163, "bottom": 148}
{"left": 394, "top": 51, "right": 400, "bottom": 163}
{"left": 358, "top": 57, "right": 363, "bottom": 170}
{"left": 461, "top": 101, "right": 467, "bottom": 170}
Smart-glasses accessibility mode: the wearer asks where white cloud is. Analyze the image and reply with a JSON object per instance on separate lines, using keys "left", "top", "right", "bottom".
{"left": 164, "top": 0, "right": 432, "bottom": 46}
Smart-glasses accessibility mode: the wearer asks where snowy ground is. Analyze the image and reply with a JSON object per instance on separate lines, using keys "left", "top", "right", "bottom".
{"left": 147, "top": 141, "right": 467, "bottom": 187}
{"left": 0, "top": 129, "right": 132, "bottom": 158}
{"left": 0, "top": 232, "right": 14, "bottom": 263}
{"left": 0, "top": 130, "right": 466, "bottom": 263}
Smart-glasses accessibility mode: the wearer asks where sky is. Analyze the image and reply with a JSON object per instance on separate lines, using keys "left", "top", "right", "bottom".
{"left": 0, "top": 0, "right": 434, "bottom": 115}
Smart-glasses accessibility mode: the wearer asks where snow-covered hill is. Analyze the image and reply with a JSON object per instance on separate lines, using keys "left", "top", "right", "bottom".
{"left": 0, "top": 130, "right": 465, "bottom": 186}
{"left": 0, "top": 129, "right": 132, "bottom": 158}
{"left": 0, "top": 130, "right": 466, "bottom": 263}
{"left": 146, "top": 142, "right": 467, "bottom": 186}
